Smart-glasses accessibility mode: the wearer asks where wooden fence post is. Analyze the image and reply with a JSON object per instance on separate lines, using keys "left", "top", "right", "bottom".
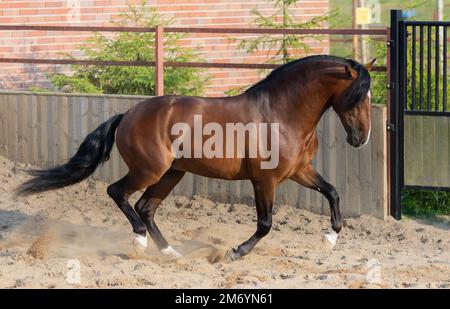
{"left": 155, "top": 25, "right": 164, "bottom": 96}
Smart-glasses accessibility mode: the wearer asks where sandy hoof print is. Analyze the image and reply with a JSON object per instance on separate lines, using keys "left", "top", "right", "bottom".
{"left": 322, "top": 230, "right": 338, "bottom": 249}
{"left": 133, "top": 234, "right": 147, "bottom": 252}
{"left": 161, "top": 246, "right": 183, "bottom": 258}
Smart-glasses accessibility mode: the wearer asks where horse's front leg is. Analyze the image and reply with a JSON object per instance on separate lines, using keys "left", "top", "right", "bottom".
{"left": 290, "top": 164, "right": 343, "bottom": 248}
{"left": 226, "top": 179, "right": 275, "bottom": 261}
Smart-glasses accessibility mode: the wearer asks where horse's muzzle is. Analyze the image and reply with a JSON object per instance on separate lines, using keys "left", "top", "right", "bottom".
{"left": 347, "top": 134, "right": 367, "bottom": 148}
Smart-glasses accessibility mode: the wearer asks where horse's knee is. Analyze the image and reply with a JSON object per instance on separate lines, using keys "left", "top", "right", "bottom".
{"left": 329, "top": 189, "right": 339, "bottom": 204}
{"left": 107, "top": 184, "right": 121, "bottom": 201}
{"left": 134, "top": 198, "right": 146, "bottom": 214}
{"left": 135, "top": 199, "right": 160, "bottom": 220}
{"left": 257, "top": 220, "right": 272, "bottom": 237}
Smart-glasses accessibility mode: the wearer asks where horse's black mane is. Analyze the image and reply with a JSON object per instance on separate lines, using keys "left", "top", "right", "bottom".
{"left": 245, "top": 55, "right": 371, "bottom": 111}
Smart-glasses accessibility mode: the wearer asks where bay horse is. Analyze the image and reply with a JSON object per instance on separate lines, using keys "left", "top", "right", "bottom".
{"left": 17, "top": 55, "right": 374, "bottom": 260}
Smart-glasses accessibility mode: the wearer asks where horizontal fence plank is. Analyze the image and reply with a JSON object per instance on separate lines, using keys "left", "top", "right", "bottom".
{"left": 0, "top": 58, "right": 387, "bottom": 72}
{"left": 0, "top": 24, "right": 388, "bottom": 35}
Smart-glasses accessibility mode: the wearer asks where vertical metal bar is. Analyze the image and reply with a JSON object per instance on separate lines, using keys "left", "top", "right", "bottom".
{"left": 427, "top": 25, "right": 432, "bottom": 111}
{"left": 386, "top": 26, "right": 392, "bottom": 218}
{"left": 411, "top": 26, "right": 416, "bottom": 110}
{"left": 435, "top": 26, "right": 440, "bottom": 111}
{"left": 399, "top": 20, "right": 407, "bottom": 196}
{"left": 155, "top": 25, "right": 164, "bottom": 96}
{"left": 389, "top": 10, "right": 403, "bottom": 220}
{"left": 444, "top": 26, "right": 448, "bottom": 112}
{"left": 420, "top": 25, "right": 424, "bottom": 110}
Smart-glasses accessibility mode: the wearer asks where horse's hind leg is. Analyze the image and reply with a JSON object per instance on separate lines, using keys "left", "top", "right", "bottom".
{"left": 134, "top": 169, "right": 185, "bottom": 257}
{"left": 107, "top": 172, "right": 160, "bottom": 251}
{"left": 290, "top": 164, "right": 342, "bottom": 248}
{"left": 227, "top": 180, "right": 275, "bottom": 261}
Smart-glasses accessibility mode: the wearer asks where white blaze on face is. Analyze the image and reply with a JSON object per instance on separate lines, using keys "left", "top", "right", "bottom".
{"left": 365, "top": 90, "right": 372, "bottom": 140}
{"left": 358, "top": 90, "right": 372, "bottom": 148}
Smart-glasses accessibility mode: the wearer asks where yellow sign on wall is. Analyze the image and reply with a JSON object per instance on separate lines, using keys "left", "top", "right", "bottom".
{"left": 356, "top": 7, "right": 372, "bottom": 25}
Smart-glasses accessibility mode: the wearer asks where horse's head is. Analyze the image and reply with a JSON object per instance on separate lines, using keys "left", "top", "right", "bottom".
{"left": 331, "top": 59, "right": 375, "bottom": 148}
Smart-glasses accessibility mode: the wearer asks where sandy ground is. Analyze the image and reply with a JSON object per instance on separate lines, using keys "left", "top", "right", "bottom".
{"left": 0, "top": 156, "right": 449, "bottom": 289}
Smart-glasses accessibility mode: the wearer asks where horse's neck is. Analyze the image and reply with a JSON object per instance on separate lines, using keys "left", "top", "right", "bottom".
{"left": 267, "top": 86, "right": 332, "bottom": 132}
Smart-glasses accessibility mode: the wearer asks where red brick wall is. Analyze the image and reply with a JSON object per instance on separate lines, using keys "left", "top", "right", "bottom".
{"left": 0, "top": 0, "right": 330, "bottom": 96}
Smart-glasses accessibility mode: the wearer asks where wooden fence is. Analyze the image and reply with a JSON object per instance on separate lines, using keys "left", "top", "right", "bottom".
{"left": 404, "top": 115, "right": 450, "bottom": 188}
{"left": 0, "top": 91, "right": 388, "bottom": 219}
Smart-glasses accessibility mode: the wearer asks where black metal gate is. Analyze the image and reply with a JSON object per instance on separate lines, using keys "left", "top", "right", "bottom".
{"left": 389, "top": 10, "right": 450, "bottom": 219}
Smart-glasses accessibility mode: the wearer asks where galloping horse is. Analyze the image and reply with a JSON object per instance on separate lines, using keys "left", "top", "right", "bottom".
{"left": 17, "top": 55, "right": 374, "bottom": 260}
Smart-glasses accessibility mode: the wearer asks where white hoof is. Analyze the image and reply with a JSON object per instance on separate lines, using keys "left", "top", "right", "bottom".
{"left": 133, "top": 234, "right": 147, "bottom": 252}
{"left": 322, "top": 230, "right": 338, "bottom": 249}
{"left": 161, "top": 246, "right": 183, "bottom": 258}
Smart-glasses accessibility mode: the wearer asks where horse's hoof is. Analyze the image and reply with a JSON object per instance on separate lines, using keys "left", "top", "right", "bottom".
{"left": 322, "top": 230, "right": 338, "bottom": 250}
{"left": 133, "top": 234, "right": 147, "bottom": 253}
{"left": 225, "top": 248, "right": 240, "bottom": 261}
{"left": 161, "top": 246, "right": 183, "bottom": 259}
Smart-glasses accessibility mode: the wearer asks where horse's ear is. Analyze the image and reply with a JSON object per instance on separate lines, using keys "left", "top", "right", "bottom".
{"left": 344, "top": 66, "right": 358, "bottom": 80}
{"left": 364, "top": 58, "right": 376, "bottom": 71}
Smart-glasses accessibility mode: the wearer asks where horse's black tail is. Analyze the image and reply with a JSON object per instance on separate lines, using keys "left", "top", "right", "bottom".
{"left": 16, "top": 114, "right": 124, "bottom": 196}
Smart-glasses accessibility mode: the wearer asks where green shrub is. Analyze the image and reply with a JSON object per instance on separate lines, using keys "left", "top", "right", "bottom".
{"left": 403, "top": 189, "right": 450, "bottom": 216}
{"left": 47, "top": 2, "right": 210, "bottom": 96}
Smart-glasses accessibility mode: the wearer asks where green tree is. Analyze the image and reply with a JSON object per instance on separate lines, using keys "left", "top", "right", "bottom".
{"left": 368, "top": 0, "right": 430, "bottom": 105}
{"left": 237, "top": 0, "right": 338, "bottom": 64}
{"left": 48, "top": 2, "right": 209, "bottom": 96}
{"left": 225, "top": 1, "right": 337, "bottom": 95}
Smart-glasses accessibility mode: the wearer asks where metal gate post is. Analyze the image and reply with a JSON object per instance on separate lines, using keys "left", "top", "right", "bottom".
{"left": 388, "top": 10, "right": 405, "bottom": 219}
